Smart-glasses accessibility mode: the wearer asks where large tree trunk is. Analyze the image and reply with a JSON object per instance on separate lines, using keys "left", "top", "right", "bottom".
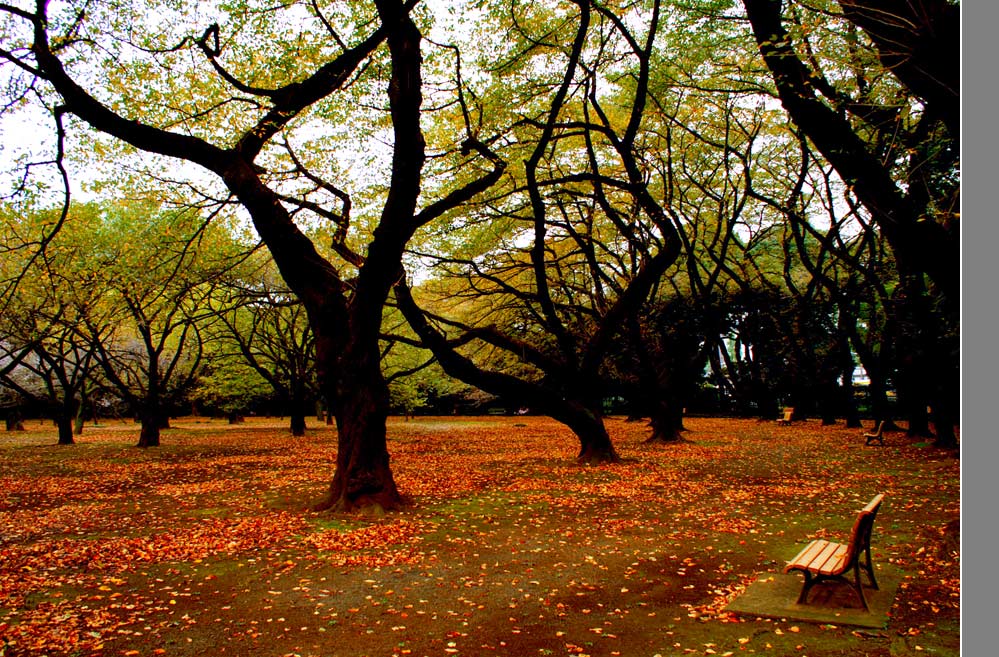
{"left": 312, "top": 335, "right": 401, "bottom": 513}
{"left": 555, "top": 402, "right": 619, "bottom": 464}
{"left": 137, "top": 406, "right": 162, "bottom": 448}
{"left": 645, "top": 399, "right": 685, "bottom": 444}
{"left": 56, "top": 415, "right": 75, "bottom": 445}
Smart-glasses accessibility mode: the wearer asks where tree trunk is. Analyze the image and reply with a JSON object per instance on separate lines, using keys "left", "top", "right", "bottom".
{"left": 313, "top": 339, "right": 401, "bottom": 513}
{"left": 137, "top": 407, "right": 161, "bottom": 447}
{"left": 835, "top": 322, "right": 862, "bottom": 428}
{"left": 54, "top": 396, "right": 79, "bottom": 445}
{"left": 645, "top": 400, "right": 685, "bottom": 443}
{"left": 290, "top": 413, "right": 307, "bottom": 436}
{"left": 542, "top": 398, "right": 620, "bottom": 463}
{"left": 394, "top": 281, "right": 620, "bottom": 465}
{"left": 73, "top": 406, "right": 86, "bottom": 435}
{"left": 289, "top": 390, "right": 308, "bottom": 437}
{"left": 930, "top": 403, "right": 958, "bottom": 450}
{"left": 552, "top": 402, "right": 619, "bottom": 464}
{"left": 818, "top": 379, "right": 838, "bottom": 426}
{"left": 905, "top": 403, "right": 932, "bottom": 438}
{"left": 56, "top": 415, "right": 75, "bottom": 445}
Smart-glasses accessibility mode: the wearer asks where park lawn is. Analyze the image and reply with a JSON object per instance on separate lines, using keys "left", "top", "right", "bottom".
{"left": 1, "top": 416, "right": 959, "bottom": 657}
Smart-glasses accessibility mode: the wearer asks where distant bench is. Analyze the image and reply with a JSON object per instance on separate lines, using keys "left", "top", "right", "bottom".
{"left": 864, "top": 420, "right": 886, "bottom": 446}
{"left": 775, "top": 407, "right": 794, "bottom": 426}
{"left": 784, "top": 494, "right": 884, "bottom": 611}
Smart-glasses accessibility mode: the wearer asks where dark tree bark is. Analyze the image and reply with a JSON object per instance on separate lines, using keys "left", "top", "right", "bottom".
{"left": 645, "top": 400, "right": 686, "bottom": 444}
{"left": 137, "top": 402, "right": 162, "bottom": 447}
{"left": 564, "top": 405, "right": 620, "bottom": 463}
{"left": 289, "top": 386, "right": 309, "bottom": 437}
{"left": 55, "top": 397, "right": 79, "bottom": 445}
{"left": 138, "top": 422, "right": 160, "bottom": 447}
{"left": 321, "top": 340, "right": 400, "bottom": 511}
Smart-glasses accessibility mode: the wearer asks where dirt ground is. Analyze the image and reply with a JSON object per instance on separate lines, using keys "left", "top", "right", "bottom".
{"left": 0, "top": 415, "right": 960, "bottom": 657}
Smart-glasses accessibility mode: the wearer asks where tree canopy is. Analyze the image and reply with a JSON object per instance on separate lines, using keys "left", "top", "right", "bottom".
{"left": 1, "top": 0, "right": 960, "bottom": 509}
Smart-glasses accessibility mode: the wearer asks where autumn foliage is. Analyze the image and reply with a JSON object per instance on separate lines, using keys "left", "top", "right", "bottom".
{"left": 1, "top": 416, "right": 958, "bottom": 656}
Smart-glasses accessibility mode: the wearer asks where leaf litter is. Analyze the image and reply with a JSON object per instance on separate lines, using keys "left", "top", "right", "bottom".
{"left": 0, "top": 416, "right": 958, "bottom": 656}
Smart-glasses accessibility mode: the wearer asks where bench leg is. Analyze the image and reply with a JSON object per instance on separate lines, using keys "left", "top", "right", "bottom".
{"left": 861, "top": 546, "right": 879, "bottom": 590}
{"left": 795, "top": 570, "right": 874, "bottom": 612}
{"left": 796, "top": 572, "right": 817, "bottom": 605}
{"left": 851, "top": 563, "right": 871, "bottom": 611}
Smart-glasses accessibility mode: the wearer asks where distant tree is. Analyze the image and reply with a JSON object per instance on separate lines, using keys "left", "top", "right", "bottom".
{"left": 67, "top": 202, "right": 239, "bottom": 447}
{"left": 398, "top": 0, "right": 697, "bottom": 461}
{"left": 0, "top": 204, "right": 106, "bottom": 443}
{"left": 206, "top": 256, "right": 319, "bottom": 436}
{"left": 191, "top": 360, "right": 273, "bottom": 424}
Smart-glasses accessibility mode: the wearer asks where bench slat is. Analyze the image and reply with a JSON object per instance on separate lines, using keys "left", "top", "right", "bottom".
{"left": 786, "top": 539, "right": 829, "bottom": 570}
{"left": 808, "top": 542, "right": 848, "bottom": 575}
{"left": 786, "top": 539, "right": 847, "bottom": 575}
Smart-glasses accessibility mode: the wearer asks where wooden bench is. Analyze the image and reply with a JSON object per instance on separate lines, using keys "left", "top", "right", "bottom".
{"left": 775, "top": 407, "right": 794, "bottom": 426}
{"left": 784, "top": 494, "right": 884, "bottom": 611}
{"left": 864, "top": 420, "right": 886, "bottom": 446}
